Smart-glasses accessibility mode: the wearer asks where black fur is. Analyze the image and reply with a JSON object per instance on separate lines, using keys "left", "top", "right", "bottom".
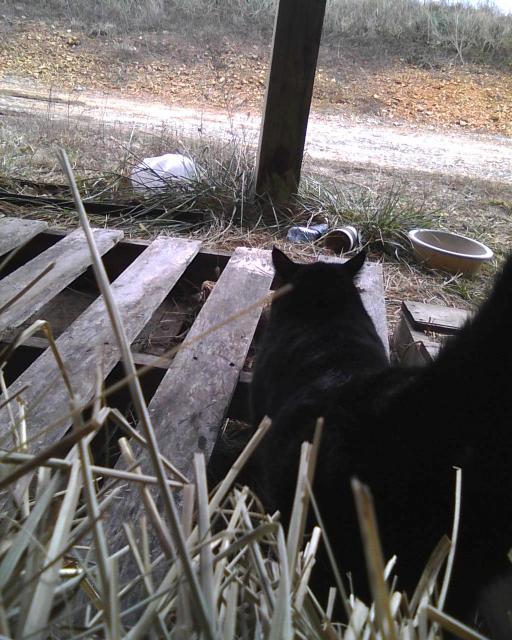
{"left": 209, "top": 247, "right": 512, "bottom": 637}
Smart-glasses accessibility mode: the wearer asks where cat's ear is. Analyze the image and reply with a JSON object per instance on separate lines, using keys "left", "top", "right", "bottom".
{"left": 272, "top": 247, "right": 299, "bottom": 281}
{"left": 343, "top": 250, "right": 366, "bottom": 277}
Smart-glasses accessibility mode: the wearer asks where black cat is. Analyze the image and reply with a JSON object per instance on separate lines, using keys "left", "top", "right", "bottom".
{"left": 210, "top": 247, "right": 512, "bottom": 638}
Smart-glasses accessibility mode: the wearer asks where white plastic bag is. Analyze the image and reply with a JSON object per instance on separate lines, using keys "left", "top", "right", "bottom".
{"left": 130, "top": 153, "right": 197, "bottom": 193}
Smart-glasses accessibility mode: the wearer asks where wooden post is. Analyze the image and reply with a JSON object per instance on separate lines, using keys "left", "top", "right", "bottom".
{"left": 255, "top": 0, "right": 327, "bottom": 202}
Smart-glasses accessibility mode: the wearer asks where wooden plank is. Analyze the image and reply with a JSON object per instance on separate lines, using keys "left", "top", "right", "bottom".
{"left": 106, "top": 248, "right": 274, "bottom": 579}
{"left": 0, "top": 336, "right": 254, "bottom": 426}
{"left": 394, "top": 300, "right": 469, "bottom": 366}
{"left": 0, "top": 335, "right": 174, "bottom": 370}
{"left": 116, "top": 246, "right": 273, "bottom": 479}
{"left": 12, "top": 226, "right": 232, "bottom": 280}
{"left": 392, "top": 314, "right": 443, "bottom": 366}
{"left": 402, "top": 300, "right": 471, "bottom": 334}
{"left": 321, "top": 255, "right": 389, "bottom": 357}
{"left": 357, "top": 262, "right": 389, "bottom": 357}
{"left": 404, "top": 342, "right": 440, "bottom": 366}
{"left": 0, "top": 228, "right": 123, "bottom": 336}
{"left": 0, "top": 237, "right": 201, "bottom": 450}
{"left": 255, "top": 0, "right": 327, "bottom": 200}
{"left": 0, "top": 216, "right": 48, "bottom": 256}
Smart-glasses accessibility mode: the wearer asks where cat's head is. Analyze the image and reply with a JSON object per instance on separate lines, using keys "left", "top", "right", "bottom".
{"left": 271, "top": 246, "right": 366, "bottom": 309}
{"left": 272, "top": 246, "right": 365, "bottom": 282}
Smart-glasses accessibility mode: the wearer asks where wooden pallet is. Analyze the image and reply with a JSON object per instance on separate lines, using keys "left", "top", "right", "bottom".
{"left": 0, "top": 215, "right": 389, "bottom": 592}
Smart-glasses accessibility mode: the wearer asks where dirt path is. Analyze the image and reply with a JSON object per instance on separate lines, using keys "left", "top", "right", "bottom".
{"left": 1, "top": 80, "right": 511, "bottom": 184}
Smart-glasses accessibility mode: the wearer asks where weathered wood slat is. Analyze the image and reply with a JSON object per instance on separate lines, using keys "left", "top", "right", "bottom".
{"left": 392, "top": 314, "right": 442, "bottom": 367}
{"left": 392, "top": 299, "right": 469, "bottom": 366}
{"left": 357, "top": 262, "right": 389, "bottom": 357}
{"left": 321, "top": 256, "right": 389, "bottom": 357}
{"left": 0, "top": 217, "right": 48, "bottom": 256}
{"left": 0, "top": 334, "right": 174, "bottom": 371}
{"left": 0, "top": 237, "right": 201, "bottom": 450}
{"left": 394, "top": 299, "right": 469, "bottom": 366}
{"left": 107, "top": 248, "right": 274, "bottom": 578}
{"left": 403, "top": 300, "right": 471, "bottom": 334}
{"left": 116, "top": 246, "right": 273, "bottom": 481}
{"left": 0, "top": 228, "right": 123, "bottom": 335}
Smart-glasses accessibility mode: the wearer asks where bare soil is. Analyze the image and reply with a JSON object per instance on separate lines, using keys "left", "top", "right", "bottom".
{"left": 0, "top": 19, "right": 511, "bottom": 136}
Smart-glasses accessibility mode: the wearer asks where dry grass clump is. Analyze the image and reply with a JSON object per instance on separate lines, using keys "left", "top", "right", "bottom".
{"left": 323, "top": 0, "right": 512, "bottom": 64}
{"left": 297, "top": 177, "right": 439, "bottom": 257}
{"left": 1, "top": 112, "right": 437, "bottom": 247}
{"left": 0, "top": 113, "right": 139, "bottom": 184}
{"left": 1, "top": 110, "right": 505, "bottom": 323}
{"left": 2, "top": 106, "right": 507, "bottom": 331}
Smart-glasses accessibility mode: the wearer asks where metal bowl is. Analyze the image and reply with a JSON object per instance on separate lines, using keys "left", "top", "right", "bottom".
{"left": 408, "top": 229, "right": 493, "bottom": 276}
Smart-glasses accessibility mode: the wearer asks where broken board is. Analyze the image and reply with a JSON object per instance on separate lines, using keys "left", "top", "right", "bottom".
{"left": 393, "top": 300, "right": 471, "bottom": 366}
{"left": 0, "top": 216, "right": 48, "bottom": 256}
{"left": 0, "top": 228, "right": 123, "bottom": 336}
{"left": 0, "top": 237, "right": 201, "bottom": 451}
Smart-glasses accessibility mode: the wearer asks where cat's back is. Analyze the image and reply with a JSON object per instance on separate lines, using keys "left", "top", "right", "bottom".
{"left": 251, "top": 250, "right": 388, "bottom": 423}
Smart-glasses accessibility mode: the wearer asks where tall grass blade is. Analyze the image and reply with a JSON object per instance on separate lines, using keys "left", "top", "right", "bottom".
{"left": 269, "top": 527, "right": 293, "bottom": 640}
{"left": 286, "top": 442, "right": 312, "bottom": 576}
{"left": 58, "top": 147, "right": 216, "bottom": 640}
{"left": 352, "top": 478, "right": 397, "bottom": 640}
{"left": 426, "top": 605, "right": 490, "bottom": 640}
{"left": 21, "top": 456, "right": 82, "bottom": 640}
{"left": 438, "top": 468, "right": 462, "bottom": 611}
{"left": 194, "top": 452, "right": 217, "bottom": 627}
{"left": 0, "top": 471, "right": 62, "bottom": 590}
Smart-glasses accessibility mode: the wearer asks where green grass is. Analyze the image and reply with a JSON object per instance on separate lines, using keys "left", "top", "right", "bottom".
{"left": 298, "top": 177, "right": 439, "bottom": 256}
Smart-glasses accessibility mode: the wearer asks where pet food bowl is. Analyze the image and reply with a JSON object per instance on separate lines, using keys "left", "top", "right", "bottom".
{"left": 408, "top": 229, "right": 493, "bottom": 276}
